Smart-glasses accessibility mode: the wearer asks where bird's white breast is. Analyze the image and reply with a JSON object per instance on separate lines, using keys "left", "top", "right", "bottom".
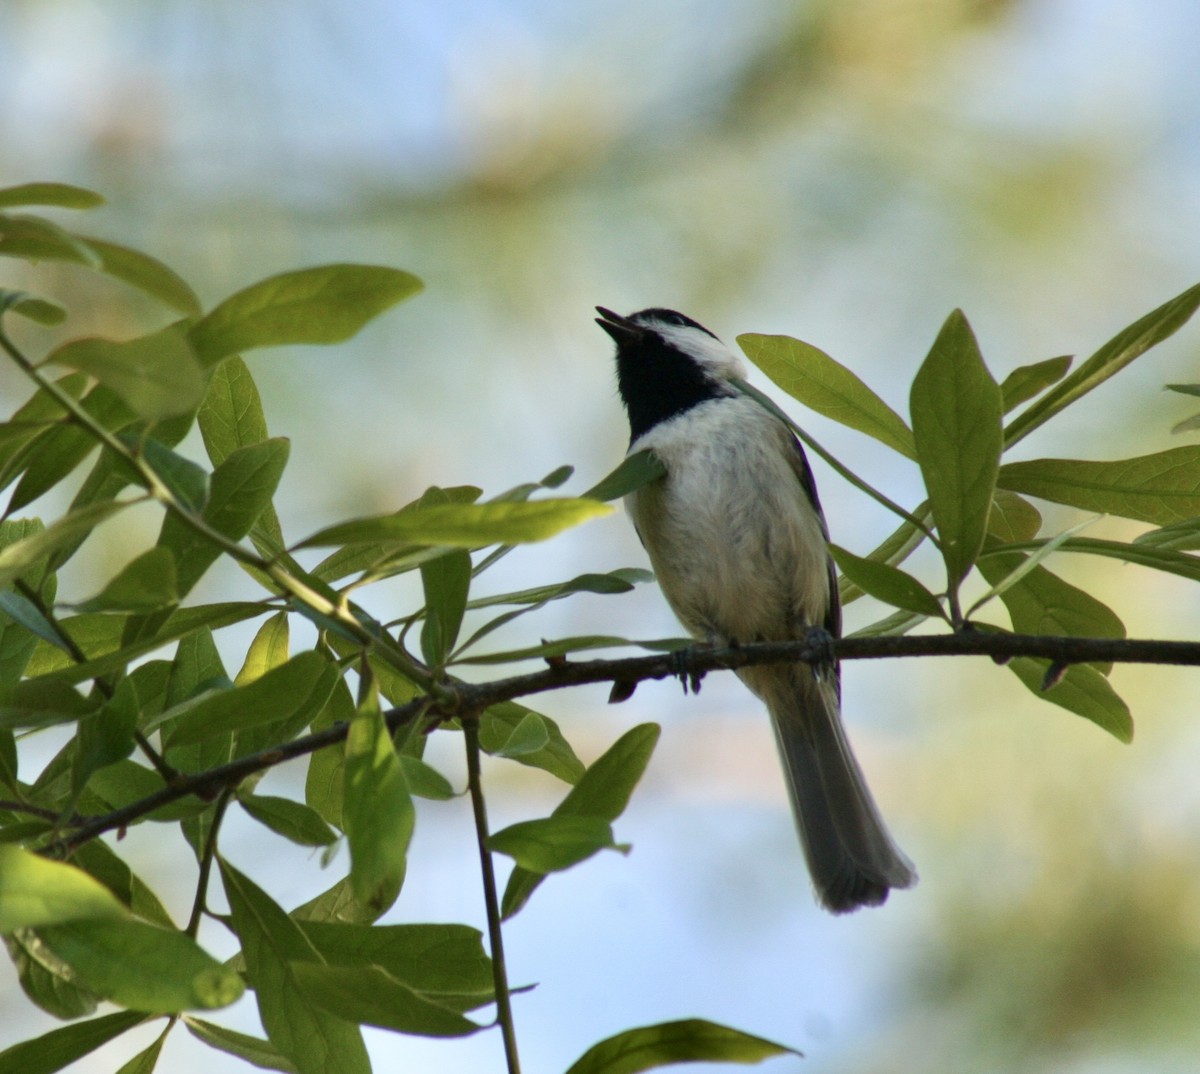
{"left": 626, "top": 396, "right": 830, "bottom": 643}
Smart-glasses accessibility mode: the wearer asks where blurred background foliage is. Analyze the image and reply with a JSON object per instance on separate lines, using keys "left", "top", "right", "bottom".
{"left": 2, "top": 1, "right": 1200, "bottom": 1072}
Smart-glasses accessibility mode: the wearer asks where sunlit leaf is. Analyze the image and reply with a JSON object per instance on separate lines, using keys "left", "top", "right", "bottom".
{"left": 739, "top": 333, "right": 916, "bottom": 458}
{"left": 564, "top": 1018, "right": 797, "bottom": 1074}
{"left": 189, "top": 264, "right": 423, "bottom": 366}
{"left": 343, "top": 681, "right": 413, "bottom": 914}
{"left": 197, "top": 355, "right": 270, "bottom": 467}
{"left": 0, "top": 182, "right": 105, "bottom": 210}
{"left": 299, "top": 497, "right": 610, "bottom": 549}
{"left": 38, "top": 918, "right": 244, "bottom": 1012}
{"left": 1007, "top": 656, "right": 1133, "bottom": 743}
{"left": 998, "top": 447, "right": 1200, "bottom": 526}
{"left": 238, "top": 793, "right": 338, "bottom": 847}
{"left": 0, "top": 846, "right": 127, "bottom": 931}
{"left": 479, "top": 701, "right": 585, "bottom": 784}
{"left": 47, "top": 325, "right": 205, "bottom": 421}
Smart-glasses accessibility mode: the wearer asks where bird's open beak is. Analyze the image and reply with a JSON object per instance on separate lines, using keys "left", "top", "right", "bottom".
{"left": 595, "top": 306, "right": 643, "bottom": 342}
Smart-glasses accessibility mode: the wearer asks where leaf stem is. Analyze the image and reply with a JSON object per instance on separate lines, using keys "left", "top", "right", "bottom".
{"left": 463, "top": 715, "right": 522, "bottom": 1074}
{"left": 186, "top": 789, "right": 232, "bottom": 937}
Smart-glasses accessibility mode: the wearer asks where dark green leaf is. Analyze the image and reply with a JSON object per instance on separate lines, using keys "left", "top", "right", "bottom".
{"left": 70, "top": 841, "right": 175, "bottom": 928}
{"left": 0, "top": 182, "right": 105, "bottom": 210}
{"left": 0, "top": 678, "right": 98, "bottom": 730}
{"left": 503, "top": 724, "right": 659, "bottom": 918}
{"left": 291, "top": 962, "right": 481, "bottom": 1037}
{"left": 238, "top": 793, "right": 338, "bottom": 847}
{"left": 999, "top": 355, "right": 1073, "bottom": 413}
{"left": 584, "top": 450, "right": 667, "bottom": 501}
{"left": 1005, "top": 282, "right": 1200, "bottom": 447}
{"left": 289, "top": 875, "right": 384, "bottom": 928}
{"left": 1008, "top": 656, "right": 1133, "bottom": 743}
{"left": 399, "top": 755, "right": 455, "bottom": 800}
{"left": 39, "top": 918, "right": 244, "bottom": 1012}
{"left": 489, "top": 815, "right": 620, "bottom": 872}
{"left": 5, "top": 929, "right": 99, "bottom": 1019}
{"left": 0, "top": 846, "right": 126, "bottom": 930}
{"left": 998, "top": 447, "right": 1200, "bottom": 526}
{"left": 459, "top": 634, "right": 669, "bottom": 665}
{"left": 987, "top": 490, "right": 1042, "bottom": 543}
{"left": 47, "top": 324, "right": 205, "bottom": 421}
{"left": 304, "top": 677, "right": 355, "bottom": 828}
{"left": 738, "top": 333, "right": 916, "bottom": 458}
{"left": 467, "top": 569, "right": 650, "bottom": 610}
{"left": 1134, "top": 517, "right": 1200, "bottom": 551}
{"left": 0, "top": 1011, "right": 146, "bottom": 1074}
{"left": 829, "top": 544, "right": 944, "bottom": 619}
{"left": 220, "top": 859, "right": 370, "bottom": 1074}
{"left": 0, "top": 373, "right": 88, "bottom": 491}
{"left": 343, "top": 683, "right": 413, "bottom": 914}
{"left": 72, "top": 548, "right": 178, "bottom": 613}
{"left": 910, "top": 309, "right": 1003, "bottom": 591}
{"left": 182, "top": 1018, "right": 298, "bottom": 1074}
{"left": 564, "top": 1019, "right": 797, "bottom": 1074}
{"left": 72, "top": 676, "right": 139, "bottom": 796}
{"left": 189, "top": 264, "right": 423, "bottom": 367}
{"left": 419, "top": 549, "right": 471, "bottom": 666}
{"left": 123, "top": 437, "right": 209, "bottom": 511}
{"left": 112, "top": 1032, "right": 166, "bottom": 1074}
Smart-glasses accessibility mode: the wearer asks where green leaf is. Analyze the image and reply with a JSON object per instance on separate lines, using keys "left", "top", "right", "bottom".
{"left": 112, "top": 1032, "right": 166, "bottom": 1074}
{"left": 343, "top": 682, "right": 413, "bottom": 914}
{"left": 238, "top": 793, "right": 338, "bottom": 847}
{"left": 164, "top": 651, "right": 336, "bottom": 746}
{"left": 987, "top": 490, "right": 1043, "bottom": 543}
{"left": 47, "top": 325, "right": 205, "bottom": 421}
{"left": 153, "top": 437, "right": 289, "bottom": 600}
{"left": 296, "top": 920, "right": 492, "bottom": 1010}
{"left": 829, "top": 544, "right": 944, "bottom": 619}
{"left": 69, "top": 841, "right": 175, "bottom": 929}
{"left": 503, "top": 723, "right": 659, "bottom": 918}
{"left": 0, "top": 182, "right": 105, "bottom": 210}
{"left": 738, "top": 333, "right": 916, "bottom": 458}
{"left": 467, "top": 569, "right": 650, "bottom": 610}
{"left": 71, "top": 676, "right": 139, "bottom": 797}
{"left": 998, "top": 447, "right": 1200, "bottom": 526}
{"left": 72, "top": 548, "right": 178, "bottom": 613}
{"left": 489, "top": 815, "right": 620, "bottom": 872}
{"left": 999, "top": 355, "right": 1073, "bottom": 413}
{"left": 0, "top": 373, "right": 88, "bottom": 490}
{"left": 909, "top": 309, "right": 1004, "bottom": 592}
{"left": 182, "top": 1018, "right": 298, "bottom": 1074}
{"left": 81, "top": 236, "right": 202, "bottom": 317}
{"left": 237, "top": 611, "right": 291, "bottom": 684}
{"left": 5, "top": 928, "right": 100, "bottom": 1018}
{"left": 0, "top": 1011, "right": 146, "bottom": 1074}
{"left": 459, "top": 633, "right": 677, "bottom": 665}
{"left": 291, "top": 962, "right": 481, "bottom": 1037}
{"left": 399, "top": 755, "right": 456, "bottom": 800}
{"left": 304, "top": 677, "right": 355, "bottom": 828}
{"left": 0, "top": 586, "right": 65, "bottom": 653}
{"left": 197, "top": 354, "right": 270, "bottom": 466}
{"left": 419, "top": 548, "right": 471, "bottom": 666}
{"left": 479, "top": 701, "right": 585, "bottom": 783}
{"left": 38, "top": 918, "right": 244, "bottom": 1012}
{"left": 1005, "top": 282, "right": 1200, "bottom": 448}
{"left": 300, "top": 497, "right": 611, "bottom": 549}
{"left": 0, "top": 846, "right": 127, "bottom": 930}
{"left": 488, "top": 710, "right": 550, "bottom": 758}
{"left": 979, "top": 552, "right": 1125, "bottom": 670}
{"left": 220, "top": 859, "right": 370, "bottom": 1074}
{"left": 0, "top": 504, "right": 127, "bottom": 595}
{"left": 1134, "top": 517, "right": 1200, "bottom": 551}
{"left": 189, "top": 264, "right": 423, "bottom": 367}
{"left": 11, "top": 295, "right": 67, "bottom": 325}
{"left": 1008, "top": 656, "right": 1133, "bottom": 743}
{"left": 0, "top": 213, "right": 101, "bottom": 266}
{"left": 564, "top": 1019, "right": 797, "bottom": 1074}
{"left": 584, "top": 450, "right": 667, "bottom": 501}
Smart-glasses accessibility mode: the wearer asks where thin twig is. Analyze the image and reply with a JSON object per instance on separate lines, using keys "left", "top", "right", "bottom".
{"left": 186, "top": 789, "right": 232, "bottom": 937}
{"left": 463, "top": 715, "right": 522, "bottom": 1074}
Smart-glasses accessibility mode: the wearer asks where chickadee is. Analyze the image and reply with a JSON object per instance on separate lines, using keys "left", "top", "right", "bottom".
{"left": 596, "top": 306, "right": 916, "bottom": 913}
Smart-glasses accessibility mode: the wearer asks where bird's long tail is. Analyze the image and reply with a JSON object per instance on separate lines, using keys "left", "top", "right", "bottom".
{"left": 743, "top": 664, "right": 917, "bottom": 913}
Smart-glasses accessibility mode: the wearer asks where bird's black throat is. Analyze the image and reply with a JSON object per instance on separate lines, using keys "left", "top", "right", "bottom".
{"left": 614, "top": 336, "right": 731, "bottom": 444}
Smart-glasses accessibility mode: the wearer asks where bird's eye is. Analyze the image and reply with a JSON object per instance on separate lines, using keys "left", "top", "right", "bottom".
{"left": 662, "top": 312, "right": 690, "bottom": 327}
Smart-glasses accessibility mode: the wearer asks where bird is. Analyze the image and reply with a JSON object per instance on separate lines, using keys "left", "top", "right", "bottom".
{"left": 595, "top": 305, "right": 916, "bottom": 913}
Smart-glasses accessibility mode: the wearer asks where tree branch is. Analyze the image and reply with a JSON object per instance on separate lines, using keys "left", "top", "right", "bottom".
{"left": 46, "top": 629, "right": 1200, "bottom": 855}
